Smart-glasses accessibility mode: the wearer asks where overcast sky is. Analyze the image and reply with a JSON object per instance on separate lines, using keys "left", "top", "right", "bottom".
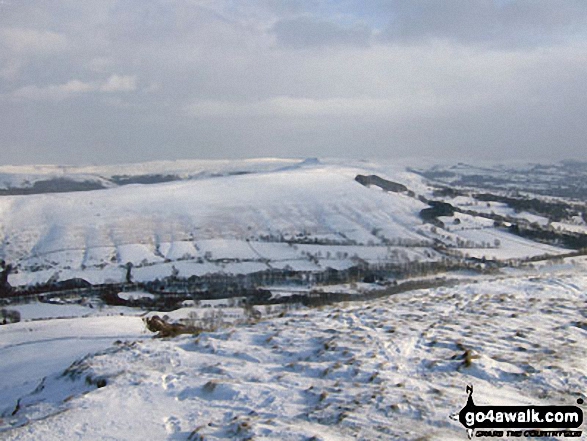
{"left": 1, "top": 0, "right": 586, "bottom": 165}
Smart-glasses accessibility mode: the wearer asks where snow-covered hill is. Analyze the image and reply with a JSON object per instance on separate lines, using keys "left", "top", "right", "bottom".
{"left": 0, "top": 158, "right": 570, "bottom": 287}
{"left": 0, "top": 158, "right": 303, "bottom": 193}
{"left": 0, "top": 158, "right": 585, "bottom": 440}
{"left": 1, "top": 266, "right": 586, "bottom": 439}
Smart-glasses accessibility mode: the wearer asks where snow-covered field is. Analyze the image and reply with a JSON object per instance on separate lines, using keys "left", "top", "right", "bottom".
{"left": 1, "top": 159, "right": 436, "bottom": 286}
{"left": 1, "top": 266, "right": 586, "bottom": 440}
{"left": 0, "top": 158, "right": 574, "bottom": 288}
{"left": 0, "top": 311, "right": 148, "bottom": 427}
{"left": 1, "top": 158, "right": 585, "bottom": 439}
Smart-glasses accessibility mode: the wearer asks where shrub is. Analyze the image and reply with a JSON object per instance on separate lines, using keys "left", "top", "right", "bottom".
{"left": 0, "top": 308, "right": 20, "bottom": 324}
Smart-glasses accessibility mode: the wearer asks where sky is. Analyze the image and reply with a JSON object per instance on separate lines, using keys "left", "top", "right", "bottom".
{"left": 0, "top": 0, "right": 586, "bottom": 165}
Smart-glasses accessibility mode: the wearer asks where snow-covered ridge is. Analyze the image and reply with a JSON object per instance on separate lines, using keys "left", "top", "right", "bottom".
{"left": 0, "top": 158, "right": 575, "bottom": 288}
{"left": 0, "top": 158, "right": 304, "bottom": 194}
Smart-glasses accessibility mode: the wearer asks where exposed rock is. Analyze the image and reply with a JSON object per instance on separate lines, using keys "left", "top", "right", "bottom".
{"left": 354, "top": 175, "right": 408, "bottom": 193}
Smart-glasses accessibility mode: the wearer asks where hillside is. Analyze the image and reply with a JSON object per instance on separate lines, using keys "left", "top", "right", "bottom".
{"left": 0, "top": 158, "right": 574, "bottom": 290}
{"left": 0, "top": 158, "right": 586, "bottom": 440}
{"left": 1, "top": 268, "right": 586, "bottom": 439}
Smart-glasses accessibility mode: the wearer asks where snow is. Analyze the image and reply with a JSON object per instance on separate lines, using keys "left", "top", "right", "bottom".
{"left": 0, "top": 157, "right": 585, "bottom": 439}
{"left": 0, "top": 315, "right": 148, "bottom": 422}
{"left": 197, "top": 239, "right": 260, "bottom": 261}
{"left": 454, "top": 228, "right": 566, "bottom": 260}
{"left": 117, "top": 291, "right": 155, "bottom": 301}
{"left": 514, "top": 211, "right": 550, "bottom": 226}
{"left": 247, "top": 242, "right": 301, "bottom": 261}
{"left": 1, "top": 270, "right": 585, "bottom": 439}
{"left": 8, "top": 266, "right": 126, "bottom": 286}
{"left": 219, "top": 261, "right": 269, "bottom": 275}
{"left": 116, "top": 244, "right": 164, "bottom": 266}
{"left": 551, "top": 221, "right": 587, "bottom": 234}
{"left": 1, "top": 160, "right": 439, "bottom": 286}
{"left": 3, "top": 158, "right": 576, "bottom": 288}
{"left": 158, "top": 241, "right": 200, "bottom": 261}
{"left": 0, "top": 158, "right": 303, "bottom": 191}
{"left": 271, "top": 259, "right": 323, "bottom": 271}
{"left": 439, "top": 212, "right": 495, "bottom": 230}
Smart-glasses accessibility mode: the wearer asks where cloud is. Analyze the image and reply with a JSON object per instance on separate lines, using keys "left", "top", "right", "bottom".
{"left": 12, "top": 80, "right": 95, "bottom": 101}
{"left": 100, "top": 74, "right": 137, "bottom": 92}
{"left": 11, "top": 75, "right": 138, "bottom": 101}
{"left": 0, "top": 27, "right": 69, "bottom": 80}
{"left": 187, "top": 95, "right": 439, "bottom": 118}
{"left": 272, "top": 16, "right": 372, "bottom": 48}
{"left": 0, "top": 59, "right": 21, "bottom": 80}
{"left": 184, "top": 40, "right": 587, "bottom": 117}
{"left": 378, "top": 0, "right": 587, "bottom": 47}
{"left": 0, "top": 1, "right": 586, "bottom": 164}
{"left": 0, "top": 27, "right": 68, "bottom": 54}
{"left": 87, "top": 57, "right": 114, "bottom": 73}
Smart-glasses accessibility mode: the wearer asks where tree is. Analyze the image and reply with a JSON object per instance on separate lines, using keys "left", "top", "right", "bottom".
{"left": 1, "top": 308, "right": 20, "bottom": 325}
{"left": 125, "top": 262, "right": 133, "bottom": 283}
{"left": 0, "top": 261, "right": 12, "bottom": 296}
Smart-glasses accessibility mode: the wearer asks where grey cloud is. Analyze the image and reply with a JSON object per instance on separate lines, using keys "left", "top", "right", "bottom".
{"left": 0, "top": 0, "right": 586, "bottom": 165}
{"left": 379, "top": 0, "right": 587, "bottom": 47}
{"left": 272, "top": 16, "right": 372, "bottom": 48}
{"left": 0, "top": 28, "right": 67, "bottom": 54}
{"left": 106, "top": 0, "right": 184, "bottom": 44}
{"left": 257, "top": 0, "right": 320, "bottom": 16}
{"left": 10, "top": 75, "right": 137, "bottom": 101}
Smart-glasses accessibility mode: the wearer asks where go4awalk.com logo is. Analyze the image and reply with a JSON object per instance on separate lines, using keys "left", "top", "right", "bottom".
{"left": 450, "top": 385, "right": 584, "bottom": 439}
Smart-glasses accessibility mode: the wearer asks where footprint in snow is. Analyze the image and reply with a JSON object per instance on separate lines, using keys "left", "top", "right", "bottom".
{"left": 162, "top": 374, "right": 180, "bottom": 391}
{"left": 164, "top": 415, "right": 181, "bottom": 434}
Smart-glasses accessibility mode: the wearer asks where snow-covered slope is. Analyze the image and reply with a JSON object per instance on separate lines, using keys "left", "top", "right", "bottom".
{"left": 2, "top": 268, "right": 586, "bottom": 439}
{"left": 0, "top": 158, "right": 585, "bottom": 440}
{"left": 0, "top": 160, "right": 422, "bottom": 256}
{"left": 1, "top": 159, "right": 429, "bottom": 285}
{"left": 0, "top": 158, "right": 302, "bottom": 191}
{"left": 0, "top": 158, "right": 570, "bottom": 287}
